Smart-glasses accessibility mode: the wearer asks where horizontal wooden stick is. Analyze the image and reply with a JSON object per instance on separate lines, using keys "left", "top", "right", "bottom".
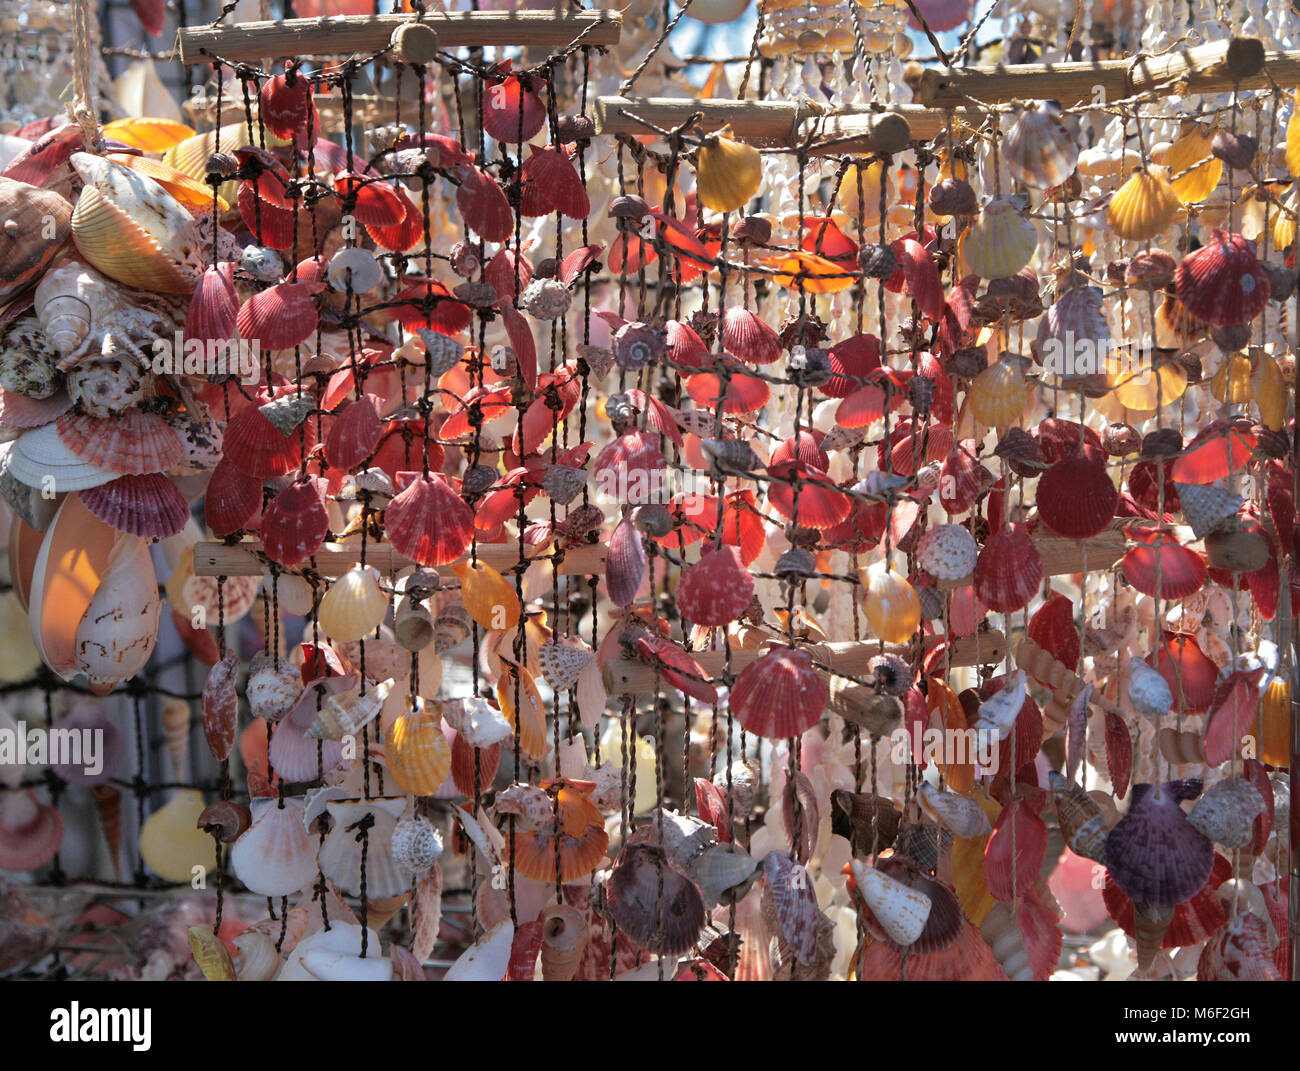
{"left": 603, "top": 630, "right": 1007, "bottom": 693}
{"left": 192, "top": 540, "right": 606, "bottom": 578}
{"left": 1035, "top": 531, "right": 1127, "bottom": 577}
{"left": 177, "top": 11, "right": 622, "bottom": 65}
{"left": 595, "top": 96, "right": 913, "bottom": 155}
{"left": 918, "top": 36, "right": 1265, "bottom": 109}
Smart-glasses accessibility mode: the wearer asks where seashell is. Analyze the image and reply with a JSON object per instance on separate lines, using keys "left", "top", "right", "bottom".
{"left": 720, "top": 307, "right": 782, "bottom": 365}
{"left": 537, "top": 639, "right": 594, "bottom": 693}
{"left": 1197, "top": 911, "right": 1280, "bottom": 981}
{"left": 1127, "top": 656, "right": 1173, "bottom": 718}
{"left": 962, "top": 199, "right": 1037, "bottom": 279}
{"left": 928, "top": 177, "right": 977, "bottom": 217}
{"left": 260, "top": 477, "right": 330, "bottom": 567}
{"left": 325, "top": 394, "right": 383, "bottom": 473}
{"left": 540, "top": 904, "right": 588, "bottom": 982}
{"left": 304, "top": 679, "right": 389, "bottom": 743}
{"left": 92, "top": 784, "right": 122, "bottom": 875}
{"left": 0, "top": 318, "right": 61, "bottom": 401}
{"left": 72, "top": 533, "right": 160, "bottom": 694}
{"left": 162, "top": 697, "right": 191, "bottom": 782}
{"left": 433, "top": 605, "right": 472, "bottom": 654}
{"left": 185, "top": 264, "right": 239, "bottom": 352}
{"left": 246, "top": 653, "right": 303, "bottom": 721}
{"left": 386, "top": 473, "right": 475, "bottom": 567}
{"left": 230, "top": 796, "right": 318, "bottom": 897}
{"left": 78, "top": 473, "right": 189, "bottom": 539}
{"left": 1212, "top": 130, "right": 1257, "bottom": 170}
{"left": 850, "top": 859, "right": 931, "bottom": 947}
{"left": 1105, "top": 780, "right": 1214, "bottom": 906}
{"left": 0, "top": 788, "right": 64, "bottom": 872}
{"left": 695, "top": 126, "right": 762, "bottom": 213}
{"left": 1204, "top": 523, "right": 1269, "bottom": 573}
{"left": 1175, "top": 231, "right": 1269, "bottom": 327}
{"left": 608, "top": 843, "right": 706, "bottom": 955}
{"left": 318, "top": 796, "right": 409, "bottom": 899}
{"left": 1035, "top": 444, "right": 1117, "bottom": 540}
{"left": 1107, "top": 168, "right": 1180, "bottom": 241}
{"left": 452, "top": 559, "right": 520, "bottom": 633}
{"left": 1120, "top": 526, "right": 1206, "bottom": 599}
{"left": 857, "top": 242, "right": 897, "bottom": 279}
{"left": 1123, "top": 248, "right": 1177, "bottom": 290}
{"left": 612, "top": 320, "right": 667, "bottom": 372}
{"left": 1174, "top": 480, "right": 1241, "bottom": 539}
{"left": 327, "top": 248, "right": 383, "bottom": 294}
{"left": 731, "top": 646, "right": 827, "bottom": 740}
{"left": 506, "top": 779, "right": 608, "bottom": 884}
{"left": 1048, "top": 772, "right": 1109, "bottom": 863}
{"left": 967, "top": 353, "right": 1032, "bottom": 429}
{"left": 977, "top": 901, "right": 1035, "bottom": 981}
{"left": 318, "top": 565, "right": 388, "bottom": 643}
{"left": 234, "top": 930, "right": 281, "bottom": 982}
{"left": 918, "top": 783, "right": 991, "bottom": 839}
{"left": 1158, "top": 727, "right": 1206, "bottom": 765}
{"left": 914, "top": 523, "right": 977, "bottom": 581}
{"left": 236, "top": 280, "right": 319, "bottom": 351}
{"left": 68, "top": 153, "right": 202, "bottom": 294}
{"left": 0, "top": 178, "right": 72, "bottom": 302}
{"left": 862, "top": 912, "right": 1006, "bottom": 981}
{"left": 973, "top": 522, "right": 1041, "bottom": 612}
{"left": 138, "top": 789, "right": 211, "bottom": 883}
{"left": 971, "top": 669, "right": 1026, "bottom": 743}
{"left": 859, "top": 562, "right": 921, "bottom": 644}
{"left": 197, "top": 800, "right": 251, "bottom": 844}
{"left": 1187, "top": 777, "right": 1264, "bottom": 849}
{"left": 1132, "top": 901, "right": 1174, "bottom": 973}
{"left": 411, "top": 328, "right": 465, "bottom": 378}
{"left": 1002, "top": 104, "right": 1077, "bottom": 189}
{"left": 1163, "top": 126, "right": 1222, "bottom": 204}
{"left": 393, "top": 595, "right": 434, "bottom": 652}
{"left": 391, "top": 813, "right": 443, "bottom": 875}
{"left": 829, "top": 790, "right": 901, "bottom": 854}
{"left": 55, "top": 410, "right": 183, "bottom": 477}
{"left": 386, "top": 702, "right": 452, "bottom": 796}
{"left": 677, "top": 545, "right": 753, "bottom": 627}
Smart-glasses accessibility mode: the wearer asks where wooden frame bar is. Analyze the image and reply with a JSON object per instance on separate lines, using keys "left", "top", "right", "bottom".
{"left": 176, "top": 10, "right": 622, "bottom": 66}
{"left": 192, "top": 539, "right": 606, "bottom": 579}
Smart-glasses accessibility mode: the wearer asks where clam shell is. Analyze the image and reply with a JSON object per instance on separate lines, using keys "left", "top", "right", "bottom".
{"left": 1104, "top": 780, "right": 1214, "bottom": 907}
{"left": 973, "top": 522, "right": 1041, "bottom": 612}
{"left": 386, "top": 703, "right": 453, "bottom": 796}
{"left": 0, "top": 177, "right": 72, "bottom": 301}
{"left": 1003, "top": 105, "right": 1078, "bottom": 190}
{"left": 318, "top": 796, "right": 409, "bottom": 899}
{"left": 56, "top": 410, "right": 184, "bottom": 477}
{"left": 385, "top": 473, "right": 474, "bottom": 567}
{"left": 915, "top": 523, "right": 978, "bottom": 581}
{"left": 230, "top": 796, "right": 318, "bottom": 897}
{"left": 6, "top": 422, "right": 118, "bottom": 492}
{"left": 318, "top": 565, "right": 388, "bottom": 643}
{"left": 608, "top": 843, "right": 706, "bottom": 956}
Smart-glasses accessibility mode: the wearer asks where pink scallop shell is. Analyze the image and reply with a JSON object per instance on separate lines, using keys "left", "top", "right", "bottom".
{"left": 260, "top": 476, "right": 330, "bottom": 566}
{"left": 720, "top": 307, "right": 782, "bottom": 364}
{"left": 78, "top": 472, "right": 190, "bottom": 538}
{"left": 0, "top": 789, "right": 65, "bottom": 872}
{"left": 385, "top": 472, "right": 474, "bottom": 567}
{"left": 55, "top": 410, "right": 184, "bottom": 475}
{"left": 205, "top": 456, "right": 263, "bottom": 537}
{"left": 325, "top": 392, "right": 383, "bottom": 472}
{"left": 236, "top": 280, "right": 320, "bottom": 351}
{"left": 676, "top": 544, "right": 753, "bottom": 627}
{"left": 731, "top": 647, "right": 827, "bottom": 740}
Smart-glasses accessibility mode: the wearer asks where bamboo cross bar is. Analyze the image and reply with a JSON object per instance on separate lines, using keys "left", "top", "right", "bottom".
{"left": 595, "top": 96, "right": 913, "bottom": 155}
{"left": 192, "top": 539, "right": 607, "bottom": 579}
{"left": 604, "top": 630, "right": 1009, "bottom": 693}
{"left": 918, "top": 35, "right": 1265, "bottom": 109}
{"left": 176, "top": 10, "right": 623, "bottom": 66}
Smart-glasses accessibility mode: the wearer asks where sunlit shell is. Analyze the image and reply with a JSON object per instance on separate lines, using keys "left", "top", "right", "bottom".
{"left": 317, "top": 565, "right": 388, "bottom": 643}
{"left": 1174, "top": 230, "right": 1270, "bottom": 328}
{"left": 973, "top": 523, "right": 1041, "bottom": 612}
{"left": 1002, "top": 104, "right": 1077, "bottom": 189}
{"left": 386, "top": 473, "right": 475, "bottom": 567}
{"left": 961, "top": 199, "right": 1038, "bottom": 279}
{"left": 386, "top": 702, "right": 453, "bottom": 796}
{"left": 967, "top": 354, "right": 1032, "bottom": 429}
{"left": 1107, "top": 168, "right": 1180, "bottom": 241}
{"left": 1163, "top": 127, "right": 1222, "bottom": 204}
{"left": 230, "top": 796, "right": 318, "bottom": 897}
{"left": 0, "top": 177, "right": 72, "bottom": 302}
{"left": 451, "top": 558, "right": 520, "bottom": 631}
{"left": 859, "top": 562, "right": 921, "bottom": 643}
{"left": 731, "top": 647, "right": 827, "bottom": 739}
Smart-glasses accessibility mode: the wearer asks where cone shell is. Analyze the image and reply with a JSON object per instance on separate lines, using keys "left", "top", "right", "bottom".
{"left": 851, "top": 859, "right": 932, "bottom": 946}
{"left": 68, "top": 152, "right": 201, "bottom": 294}
{"left": 1107, "top": 168, "right": 1180, "bottom": 241}
{"left": 318, "top": 565, "right": 388, "bottom": 643}
{"left": 730, "top": 646, "right": 827, "bottom": 740}
{"left": 386, "top": 474, "right": 475, "bottom": 567}
{"left": 386, "top": 703, "right": 453, "bottom": 796}
{"left": 1002, "top": 105, "right": 1077, "bottom": 190}
{"left": 962, "top": 199, "right": 1037, "bottom": 279}
{"left": 92, "top": 784, "right": 122, "bottom": 875}
{"left": 1174, "top": 231, "right": 1270, "bottom": 328}
{"left": 677, "top": 545, "right": 754, "bottom": 626}
{"left": 56, "top": 411, "right": 183, "bottom": 477}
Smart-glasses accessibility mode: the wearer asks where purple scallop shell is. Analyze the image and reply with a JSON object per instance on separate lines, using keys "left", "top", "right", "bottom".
{"left": 1104, "top": 780, "right": 1214, "bottom": 907}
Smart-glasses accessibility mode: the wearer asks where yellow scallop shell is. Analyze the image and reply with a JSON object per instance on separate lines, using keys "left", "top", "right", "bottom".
{"left": 386, "top": 701, "right": 452, "bottom": 796}
{"left": 107, "top": 153, "right": 229, "bottom": 212}
{"left": 102, "top": 117, "right": 197, "bottom": 154}
{"left": 498, "top": 664, "right": 549, "bottom": 759}
{"left": 1108, "top": 359, "right": 1186, "bottom": 412}
{"left": 318, "top": 565, "right": 388, "bottom": 643}
{"left": 1107, "top": 167, "right": 1180, "bottom": 241}
{"left": 961, "top": 198, "right": 1038, "bottom": 279}
{"left": 968, "top": 353, "right": 1034, "bottom": 429}
{"left": 1164, "top": 127, "right": 1222, "bottom": 204}
{"left": 452, "top": 559, "right": 521, "bottom": 631}
{"left": 859, "top": 562, "right": 921, "bottom": 644}
{"left": 836, "top": 160, "right": 888, "bottom": 225}
{"left": 1286, "top": 90, "right": 1300, "bottom": 179}
{"left": 1253, "top": 352, "right": 1288, "bottom": 430}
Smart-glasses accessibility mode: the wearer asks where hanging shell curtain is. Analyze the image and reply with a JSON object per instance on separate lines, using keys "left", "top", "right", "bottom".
{"left": 0, "top": 0, "right": 1296, "bottom": 983}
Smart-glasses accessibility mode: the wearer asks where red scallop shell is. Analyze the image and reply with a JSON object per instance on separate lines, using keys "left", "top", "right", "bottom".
{"left": 393, "top": 279, "right": 474, "bottom": 335}
{"left": 484, "top": 248, "right": 534, "bottom": 307}
{"left": 731, "top": 647, "right": 827, "bottom": 740}
{"left": 973, "top": 522, "right": 1042, "bottom": 612}
{"left": 886, "top": 420, "right": 952, "bottom": 477}
{"left": 984, "top": 797, "right": 1048, "bottom": 901}
{"left": 723, "top": 491, "right": 766, "bottom": 565}
{"left": 223, "top": 391, "right": 315, "bottom": 479}
{"left": 834, "top": 382, "right": 888, "bottom": 430}
{"left": 605, "top": 516, "right": 646, "bottom": 607}
{"left": 519, "top": 146, "right": 589, "bottom": 220}
{"left": 455, "top": 164, "right": 513, "bottom": 243}
{"left": 720, "top": 307, "right": 782, "bottom": 364}
{"left": 607, "top": 232, "right": 656, "bottom": 275}
{"left": 939, "top": 439, "right": 985, "bottom": 514}
{"left": 665, "top": 319, "right": 710, "bottom": 372}
{"left": 79, "top": 473, "right": 190, "bottom": 538}
{"left": 56, "top": 410, "right": 184, "bottom": 475}
{"left": 892, "top": 237, "right": 944, "bottom": 320}
{"left": 205, "top": 456, "right": 263, "bottom": 536}
{"left": 1127, "top": 460, "right": 1180, "bottom": 516}
{"left": 260, "top": 64, "right": 317, "bottom": 142}
{"left": 1149, "top": 632, "right": 1218, "bottom": 714}
{"left": 1203, "top": 668, "right": 1264, "bottom": 767}
{"left": 237, "top": 181, "right": 295, "bottom": 250}
{"left": 334, "top": 172, "right": 406, "bottom": 228}
{"left": 236, "top": 280, "right": 319, "bottom": 351}
{"left": 0, "top": 388, "right": 72, "bottom": 429}
{"left": 482, "top": 73, "right": 547, "bottom": 144}
{"left": 1174, "top": 230, "right": 1270, "bottom": 327}
{"left": 372, "top": 419, "right": 444, "bottom": 483}
{"left": 1120, "top": 525, "right": 1206, "bottom": 598}
{"left": 769, "top": 429, "right": 828, "bottom": 471}
{"left": 385, "top": 472, "right": 475, "bottom": 567}
{"left": 1032, "top": 417, "right": 1103, "bottom": 463}
{"left": 450, "top": 730, "right": 502, "bottom": 798}
{"left": 651, "top": 493, "right": 716, "bottom": 553}
{"left": 514, "top": 365, "right": 581, "bottom": 455}
{"left": 186, "top": 263, "right": 238, "bottom": 346}
{"left": 765, "top": 460, "right": 851, "bottom": 529}
{"left": 1170, "top": 421, "right": 1257, "bottom": 485}
{"left": 676, "top": 545, "right": 754, "bottom": 627}
{"left": 685, "top": 361, "right": 771, "bottom": 414}
{"left": 325, "top": 393, "right": 383, "bottom": 472}
{"left": 1105, "top": 710, "right": 1132, "bottom": 799}
{"left": 1103, "top": 853, "right": 1230, "bottom": 948}
{"left": 260, "top": 476, "right": 330, "bottom": 566}
{"left": 823, "top": 333, "right": 881, "bottom": 398}
{"left": 559, "top": 244, "right": 602, "bottom": 285}
{"left": 1026, "top": 591, "right": 1079, "bottom": 674}
{"left": 1036, "top": 444, "right": 1118, "bottom": 538}
{"left": 963, "top": 675, "right": 1044, "bottom": 780}
{"left": 366, "top": 185, "right": 423, "bottom": 252}
{"left": 857, "top": 916, "right": 1007, "bottom": 980}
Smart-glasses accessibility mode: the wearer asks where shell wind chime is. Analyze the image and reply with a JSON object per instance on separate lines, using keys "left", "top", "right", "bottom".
{"left": 0, "top": 0, "right": 1297, "bottom": 986}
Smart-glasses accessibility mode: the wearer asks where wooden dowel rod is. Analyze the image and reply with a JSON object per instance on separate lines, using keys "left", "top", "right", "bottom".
{"left": 192, "top": 540, "right": 606, "bottom": 578}
{"left": 1035, "top": 531, "right": 1127, "bottom": 577}
{"left": 918, "top": 36, "right": 1265, "bottom": 109}
{"left": 595, "top": 96, "right": 912, "bottom": 155}
{"left": 603, "top": 629, "right": 1007, "bottom": 692}
{"left": 177, "top": 11, "right": 622, "bottom": 66}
